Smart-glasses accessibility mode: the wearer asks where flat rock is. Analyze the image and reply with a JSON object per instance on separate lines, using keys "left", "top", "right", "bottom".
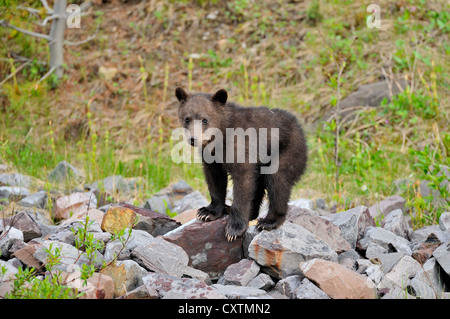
{"left": 143, "top": 273, "right": 225, "bottom": 299}
{"left": 326, "top": 206, "right": 375, "bottom": 249}
{"left": 368, "top": 195, "right": 406, "bottom": 219}
{"left": 292, "top": 278, "right": 331, "bottom": 299}
{"left": 18, "top": 190, "right": 48, "bottom": 209}
{"left": 173, "top": 208, "right": 197, "bottom": 224}
{"left": 211, "top": 284, "right": 270, "bottom": 299}
{"left": 0, "top": 186, "right": 30, "bottom": 201}
{"left": 131, "top": 236, "right": 189, "bottom": 277}
{"left": 163, "top": 216, "right": 243, "bottom": 279}
{"left": 143, "top": 194, "right": 173, "bottom": 215}
{"left": 248, "top": 221, "right": 337, "bottom": 279}
{"left": 12, "top": 243, "right": 42, "bottom": 269}
{"left": 118, "top": 202, "right": 181, "bottom": 236}
{"left": 0, "top": 173, "right": 32, "bottom": 188}
{"left": 116, "top": 284, "right": 159, "bottom": 299}
{"left": 223, "top": 259, "right": 260, "bottom": 286}
{"left": 33, "top": 240, "right": 79, "bottom": 272}
{"left": 300, "top": 258, "right": 377, "bottom": 299}
{"left": 287, "top": 206, "right": 351, "bottom": 253}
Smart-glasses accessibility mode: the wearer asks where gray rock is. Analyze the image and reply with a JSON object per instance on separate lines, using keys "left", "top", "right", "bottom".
{"left": 248, "top": 222, "right": 337, "bottom": 279}
{"left": 337, "top": 249, "right": 361, "bottom": 270}
{"left": 143, "top": 194, "right": 172, "bottom": 214}
{"left": 87, "top": 175, "right": 126, "bottom": 193}
{"left": 104, "top": 260, "right": 147, "bottom": 296}
{"left": 408, "top": 277, "right": 436, "bottom": 299}
{"left": 0, "top": 186, "right": 30, "bottom": 201}
{"left": 48, "top": 230, "right": 76, "bottom": 246}
{"left": 381, "top": 209, "right": 409, "bottom": 239}
{"left": 292, "top": 278, "right": 331, "bottom": 299}
{"left": 0, "top": 260, "right": 18, "bottom": 282}
{"left": 377, "top": 255, "right": 422, "bottom": 290}
{"left": 368, "top": 195, "right": 406, "bottom": 218}
{"left": 33, "top": 240, "right": 79, "bottom": 272}
{"left": 211, "top": 284, "right": 270, "bottom": 299}
{"left": 18, "top": 190, "right": 48, "bottom": 209}
{"left": 414, "top": 257, "right": 446, "bottom": 297}
{"left": 0, "top": 173, "right": 32, "bottom": 188}
{"left": 288, "top": 198, "right": 314, "bottom": 210}
{"left": 143, "top": 273, "right": 226, "bottom": 299}
{"left": 287, "top": 206, "right": 351, "bottom": 253}
{"left": 104, "top": 229, "right": 155, "bottom": 262}
{"left": 0, "top": 226, "right": 24, "bottom": 258}
{"left": 171, "top": 180, "right": 193, "bottom": 194}
{"left": 172, "top": 191, "right": 208, "bottom": 214}
{"left": 247, "top": 273, "right": 275, "bottom": 290}
{"left": 356, "top": 259, "right": 372, "bottom": 274}
{"left": 433, "top": 241, "right": 450, "bottom": 277}
{"left": 381, "top": 285, "right": 415, "bottom": 299}
{"left": 359, "top": 227, "right": 412, "bottom": 255}
{"left": 439, "top": 212, "right": 450, "bottom": 231}
{"left": 377, "top": 252, "right": 408, "bottom": 274}
{"left": 410, "top": 225, "right": 450, "bottom": 248}
{"left": 274, "top": 275, "right": 303, "bottom": 298}
{"left": 365, "top": 264, "right": 383, "bottom": 285}
{"left": 243, "top": 225, "right": 259, "bottom": 258}
{"left": 365, "top": 242, "right": 388, "bottom": 259}
{"left": 223, "top": 259, "right": 260, "bottom": 286}
{"left": 326, "top": 205, "right": 375, "bottom": 249}
{"left": 131, "top": 236, "right": 190, "bottom": 277}
{"left": 48, "top": 161, "right": 83, "bottom": 184}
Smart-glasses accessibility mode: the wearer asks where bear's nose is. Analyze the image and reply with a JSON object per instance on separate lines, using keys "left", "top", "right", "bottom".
{"left": 189, "top": 137, "right": 197, "bottom": 146}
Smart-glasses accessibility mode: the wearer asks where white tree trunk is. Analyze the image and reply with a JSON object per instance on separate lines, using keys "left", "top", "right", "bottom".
{"left": 49, "top": 0, "right": 67, "bottom": 79}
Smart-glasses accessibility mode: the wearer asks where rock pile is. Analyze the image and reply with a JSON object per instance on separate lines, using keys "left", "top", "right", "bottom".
{"left": 0, "top": 162, "right": 450, "bottom": 299}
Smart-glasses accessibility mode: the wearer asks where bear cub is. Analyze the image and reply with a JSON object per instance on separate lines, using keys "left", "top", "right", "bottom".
{"left": 176, "top": 87, "right": 308, "bottom": 241}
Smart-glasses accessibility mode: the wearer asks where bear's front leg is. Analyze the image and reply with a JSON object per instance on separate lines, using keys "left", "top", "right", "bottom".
{"left": 225, "top": 170, "right": 253, "bottom": 241}
{"left": 197, "top": 162, "right": 228, "bottom": 222}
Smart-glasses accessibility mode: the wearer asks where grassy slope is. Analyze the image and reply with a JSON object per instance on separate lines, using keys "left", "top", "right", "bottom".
{"left": 0, "top": 0, "right": 448, "bottom": 227}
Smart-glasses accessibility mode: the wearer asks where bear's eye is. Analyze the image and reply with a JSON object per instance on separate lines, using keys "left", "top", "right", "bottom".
{"left": 184, "top": 118, "right": 190, "bottom": 124}
{"left": 202, "top": 119, "right": 208, "bottom": 125}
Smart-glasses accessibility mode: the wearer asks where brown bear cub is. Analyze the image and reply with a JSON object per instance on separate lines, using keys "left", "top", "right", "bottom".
{"left": 175, "top": 87, "right": 307, "bottom": 241}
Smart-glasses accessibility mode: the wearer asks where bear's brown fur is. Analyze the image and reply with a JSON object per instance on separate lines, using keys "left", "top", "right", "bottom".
{"left": 176, "top": 87, "right": 307, "bottom": 241}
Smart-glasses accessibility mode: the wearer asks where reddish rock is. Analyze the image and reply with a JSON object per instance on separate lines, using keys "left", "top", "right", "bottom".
{"left": 223, "top": 259, "right": 260, "bottom": 286}
{"left": 61, "top": 207, "right": 105, "bottom": 227}
{"left": 118, "top": 202, "right": 181, "bottom": 236}
{"left": 66, "top": 271, "right": 115, "bottom": 299}
{"left": 54, "top": 192, "right": 96, "bottom": 221}
{"left": 287, "top": 207, "right": 351, "bottom": 253}
{"left": 173, "top": 208, "right": 197, "bottom": 224}
{"left": 1, "top": 211, "right": 41, "bottom": 242}
{"left": 412, "top": 233, "right": 441, "bottom": 265}
{"left": 163, "top": 216, "right": 243, "bottom": 279}
{"left": 368, "top": 195, "right": 406, "bottom": 218}
{"left": 12, "top": 244, "right": 42, "bottom": 269}
{"left": 300, "top": 258, "right": 377, "bottom": 299}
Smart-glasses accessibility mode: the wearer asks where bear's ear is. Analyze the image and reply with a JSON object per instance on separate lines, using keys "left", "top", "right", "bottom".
{"left": 175, "top": 87, "right": 188, "bottom": 102}
{"left": 212, "top": 89, "right": 228, "bottom": 105}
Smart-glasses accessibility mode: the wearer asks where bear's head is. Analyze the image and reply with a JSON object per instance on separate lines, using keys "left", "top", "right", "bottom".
{"left": 175, "top": 87, "right": 227, "bottom": 147}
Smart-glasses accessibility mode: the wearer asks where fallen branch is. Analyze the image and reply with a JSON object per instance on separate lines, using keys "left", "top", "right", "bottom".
{"left": 0, "top": 19, "right": 51, "bottom": 41}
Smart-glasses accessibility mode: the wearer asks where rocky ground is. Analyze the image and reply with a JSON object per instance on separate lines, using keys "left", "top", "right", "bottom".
{"left": 0, "top": 161, "right": 449, "bottom": 299}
